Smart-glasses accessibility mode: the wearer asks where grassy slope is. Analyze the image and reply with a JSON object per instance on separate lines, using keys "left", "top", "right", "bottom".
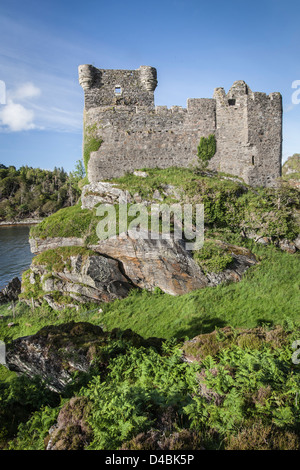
{"left": 96, "top": 243, "right": 300, "bottom": 339}
{"left": 1, "top": 242, "right": 299, "bottom": 342}
{"left": 2, "top": 166, "right": 299, "bottom": 342}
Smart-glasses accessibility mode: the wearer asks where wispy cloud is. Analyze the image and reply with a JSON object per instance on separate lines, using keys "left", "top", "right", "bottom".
{"left": 0, "top": 14, "right": 85, "bottom": 134}
{"left": 10, "top": 82, "right": 41, "bottom": 101}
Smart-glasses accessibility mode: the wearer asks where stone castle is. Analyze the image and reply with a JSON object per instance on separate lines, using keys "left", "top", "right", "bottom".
{"left": 78, "top": 64, "right": 282, "bottom": 187}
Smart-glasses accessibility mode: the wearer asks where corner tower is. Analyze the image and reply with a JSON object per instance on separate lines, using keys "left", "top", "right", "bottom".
{"left": 213, "top": 81, "right": 282, "bottom": 187}
{"left": 78, "top": 64, "right": 158, "bottom": 109}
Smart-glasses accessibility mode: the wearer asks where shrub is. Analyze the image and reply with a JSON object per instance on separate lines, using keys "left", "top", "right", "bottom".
{"left": 197, "top": 134, "right": 216, "bottom": 168}
{"left": 193, "top": 240, "right": 233, "bottom": 273}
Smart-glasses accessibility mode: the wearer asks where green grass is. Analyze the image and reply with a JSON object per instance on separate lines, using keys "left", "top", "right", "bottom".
{"left": 83, "top": 124, "right": 102, "bottom": 174}
{"left": 1, "top": 243, "right": 299, "bottom": 342}
{"left": 29, "top": 204, "right": 99, "bottom": 243}
{"left": 87, "top": 244, "right": 300, "bottom": 339}
{"left": 109, "top": 166, "right": 242, "bottom": 199}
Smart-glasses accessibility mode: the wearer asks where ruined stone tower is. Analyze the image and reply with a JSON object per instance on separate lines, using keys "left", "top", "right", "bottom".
{"left": 79, "top": 64, "right": 282, "bottom": 187}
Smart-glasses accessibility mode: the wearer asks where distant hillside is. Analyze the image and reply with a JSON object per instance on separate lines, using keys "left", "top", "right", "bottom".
{"left": 0, "top": 162, "right": 85, "bottom": 222}
{"left": 282, "top": 154, "right": 300, "bottom": 181}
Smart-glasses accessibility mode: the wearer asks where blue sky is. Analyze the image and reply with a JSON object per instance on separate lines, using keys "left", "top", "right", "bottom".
{"left": 0, "top": 0, "right": 299, "bottom": 172}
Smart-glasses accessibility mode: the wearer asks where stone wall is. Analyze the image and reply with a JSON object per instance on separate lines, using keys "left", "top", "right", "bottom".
{"left": 79, "top": 65, "right": 282, "bottom": 187}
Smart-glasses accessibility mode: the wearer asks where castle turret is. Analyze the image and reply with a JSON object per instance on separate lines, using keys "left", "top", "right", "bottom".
{"left": 78, "top": 64, "right": 157, "bottom": 109}
{"left": 213, "top": 81, "right": 282, "bottom": 187}
{"left": 139, "top": 66, "right": 158, "bottom": 92}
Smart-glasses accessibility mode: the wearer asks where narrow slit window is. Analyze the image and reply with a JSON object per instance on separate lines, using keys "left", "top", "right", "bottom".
{"left": 252, "top": 155, "right": 255, "bottom": 166}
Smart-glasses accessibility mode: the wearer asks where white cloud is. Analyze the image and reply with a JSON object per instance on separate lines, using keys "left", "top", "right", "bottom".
{"left": 11, "top": 82, "right": 41, "bottom": 101}
{"left": 0, "top": 99, "right": 36, "bottom": 131}
{"left": 0, "top": 82, "right": 41, "bottom": 132}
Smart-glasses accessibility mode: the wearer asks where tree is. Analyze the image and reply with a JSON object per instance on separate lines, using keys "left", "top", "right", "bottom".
{"left": 73, "top": 160, "right": 86, "bottom": 180}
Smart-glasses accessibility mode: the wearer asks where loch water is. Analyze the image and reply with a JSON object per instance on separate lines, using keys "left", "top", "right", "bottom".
{"left": 0, "top": 225, "right": 34, "bottom": 290}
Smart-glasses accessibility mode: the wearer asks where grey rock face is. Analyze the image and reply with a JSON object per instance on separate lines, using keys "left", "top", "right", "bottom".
{"left": 0, "top": 277, "right": 21, "bottom": 304}
{"left": 5, "top": 322, "right": 163, "bottom": 393}
{"left": 6, "top": 322, "right": 105, "bottom": 392}
{"left": 89, "top": 231, "right": 257, "bottom": 296}
{"left": 29, "top": 236, "right": 85, "bottom": 255}
{"left": 81, "top": 182, "right": 132, "bottom": 210}
{"left": 28, "top": 253, "right": 133, "bottom": 308}
{"left": 26, "top": 229, "right": 259, "bottom": 303}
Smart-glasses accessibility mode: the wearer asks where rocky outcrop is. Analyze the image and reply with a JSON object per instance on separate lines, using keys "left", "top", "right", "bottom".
{"left": 204, "top": 241, "right": 257, "bottom": 286}
{"left": 29, "top": 237, "right": 85, "bottom": 255}
{"left": 90, "top": 232, "right": 257, "bottom": 295}
{"left": 0, "top": 277, "right": 21, "bottom": 304}
{"left": 6, "top": 322, "right": 104, "bottom": 392}
{"left": 80, "top": 181, "right": 184, "bottom": 211}
{"left": 81, "top": 182, "right": 132, "bottom": 210}
{"left": 23, "top": 250, "right": 133, "bottom": 308}
{"left": 24, "top": 230, "right": 258, "bottom": 306}
{"left": 90, "top": 230, "right": 209, "bottom": 295}
{"left": 5, "top": 322, "right": 163, "bottom": 392}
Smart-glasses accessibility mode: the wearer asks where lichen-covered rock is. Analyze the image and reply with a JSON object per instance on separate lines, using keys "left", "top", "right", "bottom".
{"left": 81, "top": 182, "right": 132, "bottom": 210}
{"left": 22, "top": 249, "right": 133, "bottom": 308}
{"left": 90, "top": 233, "right": 257, "bottom": 295}
{"left": 6, "top": 322, "right": 105, "bottom": 392}
{"left": 25, "top": 232, "right": 257, "bottom": 303}
{"left": 204, "top": 240, "right": 257, "bottom": 286}
{"left": 181, "top": 325, "right": 288, "bottom": 363}
{"left": 5, "top": 322, "right": 163, "bottom": 392}
{"left": 29, "top": 236, "right": 85, "bottom": 255}
{"left": 0, "top": 277, "right": 21, "bottom": 304}
{"left": 279, "top": 238, "right": 297, "bottom": 254}
{"left": 90, "top": 230, "right": 209, "bottom": 295}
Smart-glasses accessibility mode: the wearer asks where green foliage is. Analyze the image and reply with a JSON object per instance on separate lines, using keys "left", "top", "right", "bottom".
{"left": 0, "top": 375, "right": 59, "bottom": 448}
{"left": 83, "top": 124, "right": 102, "bottom": 174}
{"left": 193, "top": 240, "right": 233, "bottom": 273}
{"left": 33, "top": 246, "right": 98, "bottom": 272}
{"left": 8, "top": 406, "right": 60, "bottom": 450}
{"left": 30, "top": 204, "right": 97, "bottom": 240}
{"left": 82, "top": 345, "right": 194, "bottom": 449}
{"left": 197, "top": 134, "right": 216, "bottom": 167}
{"left": 7, "top": 326, "right": 300, "bottom": 450}
{"left": 282, "top": 154, "right": 300, "bottom": 181}
{"left": 0, "top": 165, "right": 83, "bottom": 222}
{"left": 109, "top": 166, "right": 299, "bottom": 241}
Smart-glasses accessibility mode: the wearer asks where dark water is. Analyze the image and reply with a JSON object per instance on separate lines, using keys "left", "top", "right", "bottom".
{"left": 0, "top": 225, "right": 35, "bottom": 290}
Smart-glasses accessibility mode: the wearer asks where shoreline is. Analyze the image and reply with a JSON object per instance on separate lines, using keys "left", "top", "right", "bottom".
{"left": 0, "top": 218, "right": 43, "bottom": 227}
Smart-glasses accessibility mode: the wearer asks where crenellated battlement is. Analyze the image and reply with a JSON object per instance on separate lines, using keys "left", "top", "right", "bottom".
{"left": 79, "top": 65, "right": 282, "bottom": 187}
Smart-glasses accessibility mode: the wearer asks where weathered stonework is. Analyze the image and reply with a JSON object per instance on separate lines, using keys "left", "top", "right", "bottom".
{"left": 79, "top": 65, "right": 282, "bottom": 187}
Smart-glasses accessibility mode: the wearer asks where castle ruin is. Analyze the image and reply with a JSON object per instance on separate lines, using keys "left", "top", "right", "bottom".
{"left": 78, "top": 64, "right": 282, "bottom": 187}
